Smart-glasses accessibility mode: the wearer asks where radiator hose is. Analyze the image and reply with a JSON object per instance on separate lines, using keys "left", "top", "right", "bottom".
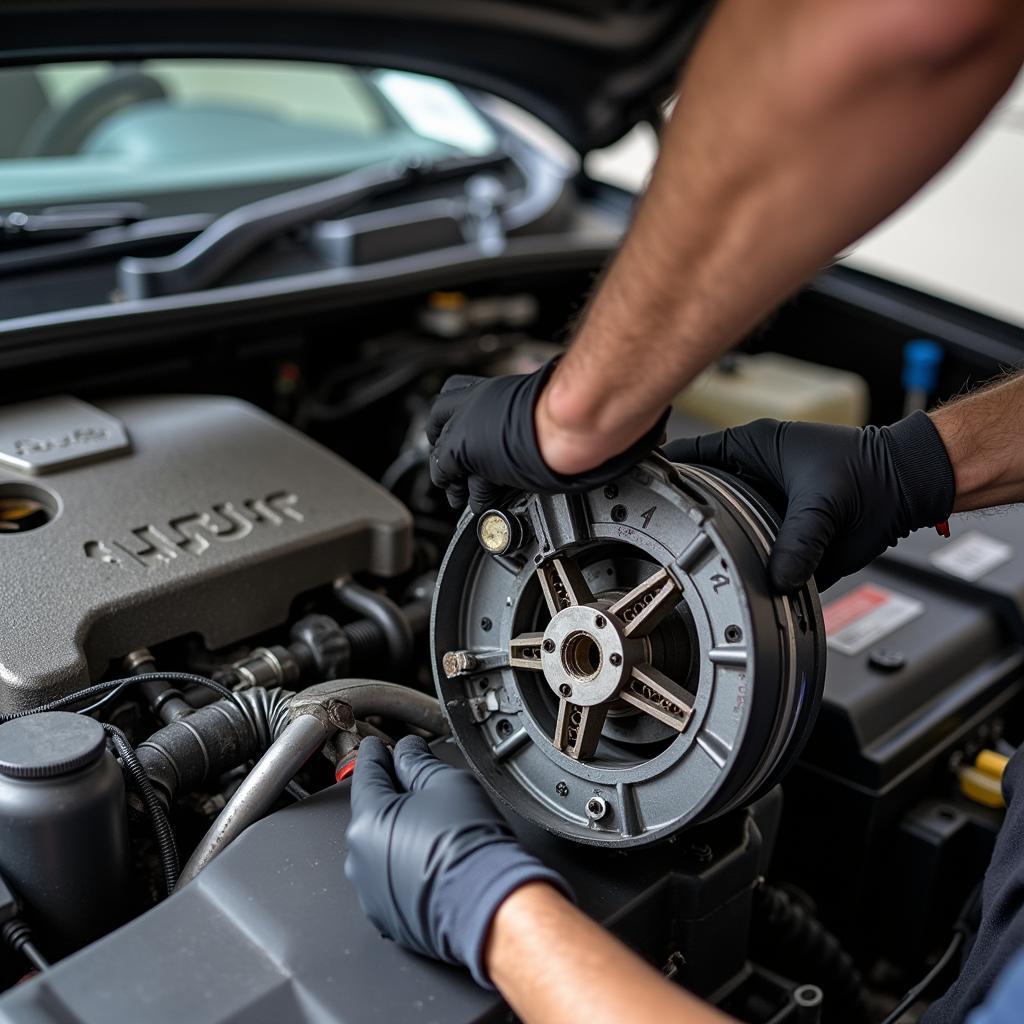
{"left": 176, "top": 680, "right": 446, "bottom": 886}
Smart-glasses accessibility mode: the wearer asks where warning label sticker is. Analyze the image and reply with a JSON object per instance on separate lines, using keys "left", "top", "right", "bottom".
{"left": 930, "top": 530, "right": 1012, "bottom": 582}
{"left": 822, "top": 583, "right": 924, "bottom": 656}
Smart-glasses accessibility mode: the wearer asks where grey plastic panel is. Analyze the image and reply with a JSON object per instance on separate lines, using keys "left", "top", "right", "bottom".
{"left": 0, "top": 395, "right": 411, "bottom": 710}
{"left": 0, "top": 396, "right": 130, "bottom": 473}
{"left": 0, "top": 740, "right": 762, "bottom": 1024}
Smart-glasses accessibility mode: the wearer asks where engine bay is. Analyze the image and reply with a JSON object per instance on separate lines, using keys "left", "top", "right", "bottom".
{"left": 0, "top": 281, "right": 1021, "bottom": 1024}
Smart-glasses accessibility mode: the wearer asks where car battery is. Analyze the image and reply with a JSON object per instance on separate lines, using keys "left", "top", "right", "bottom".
{"left": 775, "top": 508, "right": 1024, "bottom": 960}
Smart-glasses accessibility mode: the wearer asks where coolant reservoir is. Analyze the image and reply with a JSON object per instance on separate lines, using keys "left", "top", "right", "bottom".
{"left": 675, "top": 352, "right": 868, "bottom": 428}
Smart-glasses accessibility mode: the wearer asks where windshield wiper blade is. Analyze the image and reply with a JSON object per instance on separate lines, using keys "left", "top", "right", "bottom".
{"left": 116, "top": 153, "right": 508, "bottom": 301}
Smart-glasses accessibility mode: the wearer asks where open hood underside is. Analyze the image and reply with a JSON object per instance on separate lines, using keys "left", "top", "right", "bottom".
{"left": 0, "top": 0, "right": 712, "bottom": 151}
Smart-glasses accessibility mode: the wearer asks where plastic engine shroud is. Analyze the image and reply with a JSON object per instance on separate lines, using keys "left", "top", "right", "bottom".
{"left": 431, "top": 456, "right": 826, "bottom": 848}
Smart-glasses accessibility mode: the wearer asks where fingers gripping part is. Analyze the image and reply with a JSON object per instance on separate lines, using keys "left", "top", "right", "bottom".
{"left": 393, "top": 735, "right": 451, "bottom": 791}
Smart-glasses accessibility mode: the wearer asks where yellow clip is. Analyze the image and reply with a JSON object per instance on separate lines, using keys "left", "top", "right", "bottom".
{"left": 975, "top": 749, "right": 1009, "bottom": 781}
{"left": 959, "top": 766, "right": 1005, "bottom": 809}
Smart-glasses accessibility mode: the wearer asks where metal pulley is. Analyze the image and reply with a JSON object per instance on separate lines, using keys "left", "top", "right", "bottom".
{"left": 431, "top": 455, "right": 825, "bottom": 847}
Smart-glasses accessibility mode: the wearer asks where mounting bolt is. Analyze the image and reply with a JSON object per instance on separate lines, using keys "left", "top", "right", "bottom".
{"left": 558, "top": 683, "right": 573, "bottom": 698}
{"left": 611, "top": 504, "right": 628, "bottom": 523}
{"left": 585, "top": 796, "right": 608, "bottom": 821}
{"left": 594, "top": 615, "right": 606, "bottom": 629}
{"left": 496, "top": 719, "right": 513, "bottom": 738}
{"left": 724, "top": 624, "right": 743, "bottom": 644}
{"left": 543, "top": 638, "right": 556, "bottom": 653}
{"left": 442, "top": 650, "right": 479, "bottom": 679}
{"left": 609, "top": 652, "right": 622, "bottom": 667}
{"left": 555, "top": 781, "right": 569, "bottom": 798}
{"left": 480, "top": 617, "right": 493, "bottom": 632}
{"left": 603, "top": 484, "right": 619, "bottom": 500}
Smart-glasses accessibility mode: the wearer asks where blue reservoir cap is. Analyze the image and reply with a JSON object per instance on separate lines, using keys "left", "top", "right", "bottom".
{"left": 902, "top": 339, "right": 943, "bottom": 393}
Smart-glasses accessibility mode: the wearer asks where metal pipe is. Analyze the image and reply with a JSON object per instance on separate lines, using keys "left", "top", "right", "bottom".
{"left": 325, "top": 679, "right": 447, "bottom": 736}
{"left": 177, "top": 713, "right": 330, "bottom": 887}
{"left": 176, "top": 681, "right": 445, "bottom": 886}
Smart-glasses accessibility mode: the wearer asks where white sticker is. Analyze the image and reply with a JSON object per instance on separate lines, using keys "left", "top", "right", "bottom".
{"left": 823, "top": 583, "right": 924, "bottom": 656}
{"left": 929, "top": 530, "right": 1012, "bottom": 582}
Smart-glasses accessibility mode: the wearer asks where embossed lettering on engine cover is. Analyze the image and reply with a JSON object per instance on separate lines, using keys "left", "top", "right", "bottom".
{"left": 84, "top": 491, "right": 303, "bottom": 570}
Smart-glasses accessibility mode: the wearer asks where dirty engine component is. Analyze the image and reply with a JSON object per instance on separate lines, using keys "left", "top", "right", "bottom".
{"left": 432, "top": 456, "right": 826, "bottom": 846}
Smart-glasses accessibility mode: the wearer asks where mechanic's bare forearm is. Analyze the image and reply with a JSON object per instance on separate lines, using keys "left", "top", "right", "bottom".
{"left": 931, "top": 373, "right": 1024, "bottom": 513}
{"left": 538, "top": 0, "right": 1024, "bottom": 474}
{"left": 485, "top": 883, "right": 735, "bottom": 1024}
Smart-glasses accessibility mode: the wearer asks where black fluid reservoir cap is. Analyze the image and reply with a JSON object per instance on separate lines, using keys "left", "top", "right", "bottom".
{"left": 0, "top": 712, "right": 106, "bottom": 780}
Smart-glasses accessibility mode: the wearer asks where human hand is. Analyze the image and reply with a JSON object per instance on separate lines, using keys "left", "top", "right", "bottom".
{"left": 427, "top": 362, "right": 667, "bottom": 514}
{"left": 665, "top": 411, "right": 954, "bottom": 592}
{"left": 344, "top": 735, "right": 571, "bottom": 987}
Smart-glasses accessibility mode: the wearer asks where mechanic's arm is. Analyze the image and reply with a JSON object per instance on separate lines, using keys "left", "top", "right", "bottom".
{"left": 931, "top": 372, "right": 1024, "bottom": 513}
{"left": 344, "top": 736, "right": 737, "bottom": 1023}
{"left": 541, "top": 0, "right": 1024, "bottom": 473}
{"left": 429, "top": 0, "right": 1024, "bottom": 512}
{"left": 669, "top": 372, "right": 1024, "bottom": 594}
{"left": 486, "top": 882, "right": 731, "bottom": 1024}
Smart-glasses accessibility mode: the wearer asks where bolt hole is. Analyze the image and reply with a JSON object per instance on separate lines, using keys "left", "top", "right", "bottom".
{"left": 611, "top": 504, "right": 628, "bottom": 523}
{"left": 724, "top": 624, "right": 743, "bottom": 643}
{"left": 480, "top": 617, "right": 493, "bottom": 632}
{"left": 496, "top": 719, "right": 513, "bottom": 738}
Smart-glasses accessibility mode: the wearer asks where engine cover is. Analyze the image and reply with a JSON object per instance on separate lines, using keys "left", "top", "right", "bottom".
{"left": 0, "top": 395, "right": 411, "bottom": 711}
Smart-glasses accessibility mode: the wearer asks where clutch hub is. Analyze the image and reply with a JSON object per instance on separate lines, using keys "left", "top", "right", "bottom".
{"left": 431, "top": 455, "right": 825, "bottom": 847}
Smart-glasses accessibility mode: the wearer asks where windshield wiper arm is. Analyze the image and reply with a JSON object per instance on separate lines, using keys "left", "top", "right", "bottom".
{"left": 0, "top": 213, "right": 215, "bottom": 276}
{"left": 116, "top": 153, "right": 508, "bottom": 301}
{"left": 2, "top": 202, "right": 148, "bottom": 245}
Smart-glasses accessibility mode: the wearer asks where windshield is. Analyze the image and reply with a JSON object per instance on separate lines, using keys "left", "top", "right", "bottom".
{"left": 0, "top": 59, "right": 499, "bottom": 211}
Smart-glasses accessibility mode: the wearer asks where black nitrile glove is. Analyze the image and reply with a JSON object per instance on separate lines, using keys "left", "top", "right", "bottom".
{"left": 427, "top": 361, "right": 669, "bottom": 513}
{"left": 665, "top": 411, "right": 955, "bottom": 593}
{"left": 344, "top": 735, "right": 571, "bottom": 987}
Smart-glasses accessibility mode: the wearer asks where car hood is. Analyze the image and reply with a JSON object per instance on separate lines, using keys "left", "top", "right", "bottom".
{"left": 0, "top": 0, "right": 713, "bottom": 152}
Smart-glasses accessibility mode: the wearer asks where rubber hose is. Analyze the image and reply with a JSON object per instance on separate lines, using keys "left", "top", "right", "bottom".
{"left": 334, "top": 578, "right": 414, "bottom": 677}
{"left": 136, "top": 687, "right": 293, "bottom": 807}
{"left": 752, "top": 883, "right": 866, "bottom": 1017}
{"left": 104, "top": 724, "right": 179, "bottom": 897}
{"left": 177, "top": 682, "right": 446, "bottom": 885}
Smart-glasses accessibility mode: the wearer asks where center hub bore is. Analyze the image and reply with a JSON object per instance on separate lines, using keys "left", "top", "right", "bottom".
{"left": 542, "top": 606, "right": 626, "bottom": 705}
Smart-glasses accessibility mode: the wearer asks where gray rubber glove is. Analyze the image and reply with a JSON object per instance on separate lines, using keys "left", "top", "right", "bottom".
{"left": 665, "top": 411, "right": 955, "bottom": 593}
{"left": 344, "top": 735, "right": 571, "bottom": 987}
{"left": 427, "top": 361, "right": 669, "bottom": 513}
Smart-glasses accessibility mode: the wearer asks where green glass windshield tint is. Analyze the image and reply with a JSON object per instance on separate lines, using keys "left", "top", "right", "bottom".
{"left": 0, "top": 60, "right": 498, "bottom": 209}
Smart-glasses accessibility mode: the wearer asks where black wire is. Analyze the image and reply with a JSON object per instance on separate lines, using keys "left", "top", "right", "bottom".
{"left": 104, "top": 724, "right": 179, "bottom": 897}
{"left": 0, "top": 672, "right": 258, "bottom": 742}
{"left": 20, "top": 939, "right": 49, "bottom": 974}
{"left": 2, "top": 920, "right": 49, "bottom": 973}
{"left": 75, "top": 681, "right": 132, "bottom": 717}
{"left": 879, "top": 931, "right": 966, "bottom": 1024}
{"left": 285, "top": 780, "right": 311, "bottom": 801}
